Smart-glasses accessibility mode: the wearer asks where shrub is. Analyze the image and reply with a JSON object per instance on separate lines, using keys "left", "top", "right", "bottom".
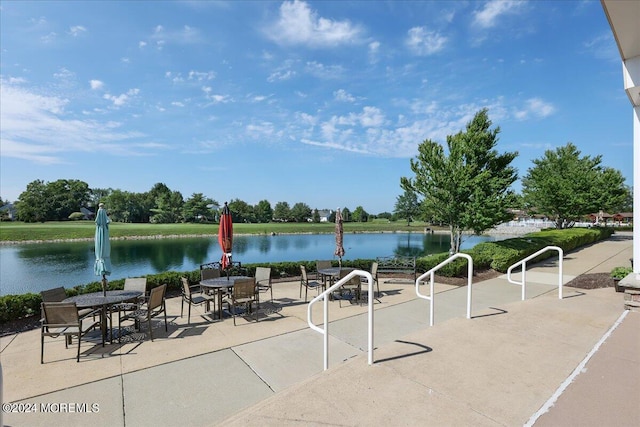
{"left": 610, "top": 266, "right": 633, "bottom": 280}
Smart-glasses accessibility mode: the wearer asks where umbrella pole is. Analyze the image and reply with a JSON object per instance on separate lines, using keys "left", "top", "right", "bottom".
{"left": 102, "top": 275, "right": 107, "bottom": 296}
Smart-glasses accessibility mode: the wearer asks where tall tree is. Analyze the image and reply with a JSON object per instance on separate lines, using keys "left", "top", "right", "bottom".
{"left": 521, "top": 142, "right": 628, "bottom": 228}
{"left": 394, "top": 189, "right": 420, "bottom": 226}
{"left": 273, "top": 201, "right": 291, "bottom": 222}
{"left": 352, "top": 206, "right": 369, "bottom": 222}
{"left": 228, "top": 198, "right": 254, "bottom": 223}
{"left": 183, "top": 193, "right": 216, "bottom": 222}
{"left": 401, "top": 109, "right": 518, "bottom": 253}
{"left": 254, "top": 199, "right": 273, "bottom": 223}
{"left": 16, "top": 180, "right": 50, "bottom": 222}
{"left": 290, "top": 202, "right": 312, "bottom": 222}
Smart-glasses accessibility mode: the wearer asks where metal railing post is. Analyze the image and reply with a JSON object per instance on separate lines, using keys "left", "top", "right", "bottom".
{"left": 416, "top": 253, "right": 474, "bottom": 325}
{"left": 507, "top": 246, "right": 564, "bottom": 300}
{"left": 308, "top": 270, "right": 373, "bottom": 371}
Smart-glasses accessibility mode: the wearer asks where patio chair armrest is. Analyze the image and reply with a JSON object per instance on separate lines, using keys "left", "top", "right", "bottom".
{"left": 79, "top": 308, "right": 102, "bottom": 319}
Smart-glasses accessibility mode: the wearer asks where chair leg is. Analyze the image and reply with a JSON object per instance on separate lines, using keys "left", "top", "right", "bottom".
{"left": 231, "top": 301, "right": 237, "bottom": 326}
{"left": 163, "top": 310, "right": 168, "bottom": 332}
{"left": 148, "top": 314, "right": 154, "bottom": 341}
{"left": 41, "top": 331, "right": 45, "bottom": 364}
{"left": 76, "top": 333, "right": 81, "bottom": 362}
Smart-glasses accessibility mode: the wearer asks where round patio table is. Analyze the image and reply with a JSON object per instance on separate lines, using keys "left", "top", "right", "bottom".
{"left": 200, "top": 276, "right": 251, "bottom": 320}
{"left": 64, "top": 290, "right": 143, "bottom": 343}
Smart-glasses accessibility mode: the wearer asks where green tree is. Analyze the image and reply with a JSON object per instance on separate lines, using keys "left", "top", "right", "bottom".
{"left": 150, "top": 190, "right": 184, "bottom": 223}
{"left": 16, "top": 180, "right": 50, "bottom": 222}
{"left": 394, "top": 189, "right": 420, "bottom": 226}
{"left": 290, "top": 202, "right": 312, "bottom": 222}
{"left": 254, "top": 200, "right": 273, "bottom": 223}
{"left": 16, "top": 179, "right": 91, "bottom": 221}
{"left": 521, "top": 143, "right": 628, "bottom": 228}
{"left": 273, "top": 201, "right": 291, "bottom": 222}
{"left": 183, "top": 193, "right": 216, "bottom": 222}
{"left": 228, "top": 199, "right": 254, "bottom": 223}
{"left": 377, "top": 212, "right": 393, "bottom": 220}
{"left": 48, "top": 179, "right": 91, "bottom": 220}
{"left": 341, "top": 207, "right": 352, "bottom": 222}
{"left": 312, "top": 208, "right": 321, "bottom": 223}
{"left": 401, "top": 109, "right": 518, "bottom": 253}
{"left": 352, "top": 206, "right": 369, "bottom": 222}
{"left": 90, "top": 187, "right": 113, "bottom": 209}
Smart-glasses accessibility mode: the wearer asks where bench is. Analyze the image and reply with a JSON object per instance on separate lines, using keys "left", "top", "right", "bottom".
{"left": 376, "top": 256, "right": 416, "bottom": 281}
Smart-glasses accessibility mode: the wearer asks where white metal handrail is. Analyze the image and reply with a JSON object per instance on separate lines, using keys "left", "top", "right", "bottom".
{"left": 416, "top": 253, "right": 473, "bottom": 326}
{"left": 307, "top": 269, "right": 373, "bottom": 371}
{"left": 507, "top": 246, "right": 564, "bottom": 300}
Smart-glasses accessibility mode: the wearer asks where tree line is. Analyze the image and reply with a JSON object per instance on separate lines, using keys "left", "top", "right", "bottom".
{"left": 4, "top": 180, "right": 377, "bottom": 224}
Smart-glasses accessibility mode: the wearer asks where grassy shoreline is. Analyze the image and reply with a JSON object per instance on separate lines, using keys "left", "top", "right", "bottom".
{"left": 0, "top": 220, "right": 444, "bottom": 244}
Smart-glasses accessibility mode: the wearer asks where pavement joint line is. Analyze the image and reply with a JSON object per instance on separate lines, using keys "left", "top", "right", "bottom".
{"left": 581, "top": 243, "right": 632, "bottom": 275}
{"left": 523, "top": 309, "right": 630, "bottom": 427}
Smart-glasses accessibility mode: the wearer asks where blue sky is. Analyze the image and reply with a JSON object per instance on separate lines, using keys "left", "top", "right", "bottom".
{"left": 0, "top": 0, "right": 632, "bottom": 215}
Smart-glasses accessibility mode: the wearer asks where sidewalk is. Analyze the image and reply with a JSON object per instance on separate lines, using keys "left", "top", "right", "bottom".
{"left": 1, "top": 233, "right": 637, "bottom": 426}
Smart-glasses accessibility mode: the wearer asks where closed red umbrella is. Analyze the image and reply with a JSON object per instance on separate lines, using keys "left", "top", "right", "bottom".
{"left": 334, "top": 208, "right": 345, "bottom": 267}
{"left": 218, "top": 202, "right": 233, "bottom": 272}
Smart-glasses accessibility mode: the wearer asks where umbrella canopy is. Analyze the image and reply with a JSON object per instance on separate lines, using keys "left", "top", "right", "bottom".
{"left": 334, "top": 208, "right": 345, "bottom": 267}
{"left": 218, "top": 202, "right": 233, "bottom": 270}
{"left": 94, "top": 203, "right": 111, "bottom": 294}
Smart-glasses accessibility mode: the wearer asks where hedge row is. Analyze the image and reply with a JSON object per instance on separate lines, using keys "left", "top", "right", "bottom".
{"left": 0, "top": 227, "right": 615, "bottom": 324}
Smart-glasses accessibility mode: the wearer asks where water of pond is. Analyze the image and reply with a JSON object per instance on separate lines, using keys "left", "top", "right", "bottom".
{"left": 0, "top": 232, "right": 515, "bottom": 296}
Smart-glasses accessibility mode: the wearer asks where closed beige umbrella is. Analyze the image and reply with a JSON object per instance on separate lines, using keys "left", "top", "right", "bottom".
{"left": 334, "top": 208, "right": 345, "bottom": 267}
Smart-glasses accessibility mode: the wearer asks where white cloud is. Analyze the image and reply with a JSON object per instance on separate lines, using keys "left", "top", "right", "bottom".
{"left": 90, "top": 80, "right": 104, "bottom": 90}
{"left": 139, "top": 41, "right": 147, "bottom": 48}
{"left": 267, "top": 0, "right": 363, "bottom": 48}
{"left": 148, "top": 24, "right": 204, "bottom": 47}
{"left": 514, "top": 97, "right": 556, "bottom": 120}
{"left": 473, "top": 0, "right": 527, "bottom": 29}
{"left": 0, "top": 81, "right": 146, "bottom": 164}
{"left": 103, "top": 88, "right": 140, "bottom": 107}
{"left": 406, "top": 27, "right": 447, "bottom": 56}
{"left": 68, "top": 25, "right": 87, "bottom": 37}
{"left": 305, "top": 61, "right": 343, "bottom": 79}
{"left": 334, "top": 89, "right": 355, "bottom": 102}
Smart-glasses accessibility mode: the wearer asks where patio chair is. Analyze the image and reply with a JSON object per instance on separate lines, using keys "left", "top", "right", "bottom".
{"left": 41, "top": 286, "right": 94, "bottom": 318}
{"left": 224, "top": 277, "right": 258, "bottom": 325}
{"left": 315, "top": 260, "right": 332, "bottom": 281}
{"left": 110, "top": 277, "right": 148, "bottom": 334}
{"left": 300, "top": 265, "right": 324, "bottom": 302}
{"left": 361, "top": 262, "right": 380, "bottom": 297}
{"left": 255, "top": 266, "right": 273, "bottom": 303}
{"left": 336, "top": 270, "right": 362, "bottom": 307}
{"left": 201, "top": 266, "right": 221, "bottom": 310}
{"left": 180, "top": 277, "right": 214, "bottom": 324}
{"left": 40, "top": 302, "right": 102, "bottom": 363}
{"left": 119, "top": 284, "right": 167, "bottom": 341}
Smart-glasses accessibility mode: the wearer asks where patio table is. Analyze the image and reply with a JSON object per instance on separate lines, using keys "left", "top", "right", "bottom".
{"left": 317, "top": 267, "right": 354, "bottom": 287}
{"left": 200, "top": 276, "right": 251, "bottom": 320}
{"left": 64, "top": 290, "right": 143, "bottom": 343}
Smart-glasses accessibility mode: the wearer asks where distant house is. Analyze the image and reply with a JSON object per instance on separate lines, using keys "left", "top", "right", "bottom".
{"left": 318, "top": 209, "right": 332, "bottom": 222}
{"left": 0, "top": 203, "right": 16, "bottom": 221}
{"left": 588, "top": 211, "right": 633, "bottom": 225}
{"left": 80, "top": 207, "right": 95, "bottom": 220}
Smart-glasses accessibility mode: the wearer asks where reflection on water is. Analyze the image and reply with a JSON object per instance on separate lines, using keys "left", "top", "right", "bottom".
{"left": 0, "top": 232, "right": 509, "bottom": 296}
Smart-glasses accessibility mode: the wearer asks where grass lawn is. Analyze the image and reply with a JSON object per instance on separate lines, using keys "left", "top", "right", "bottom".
{"left": 0, "top": 220, "right": 441, "bottom": 242}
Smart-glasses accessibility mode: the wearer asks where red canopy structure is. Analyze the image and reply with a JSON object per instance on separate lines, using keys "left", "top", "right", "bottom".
{"left": 334, "top": 208, "right": 345, "bottom": 267}
{"left": 218, "top": 202, "right": 233, "bottom": 271}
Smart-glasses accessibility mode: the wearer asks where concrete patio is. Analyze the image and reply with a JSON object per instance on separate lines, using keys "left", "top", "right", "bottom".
{"left": 1, "top": 232, "right": 638, "bottom": 426}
